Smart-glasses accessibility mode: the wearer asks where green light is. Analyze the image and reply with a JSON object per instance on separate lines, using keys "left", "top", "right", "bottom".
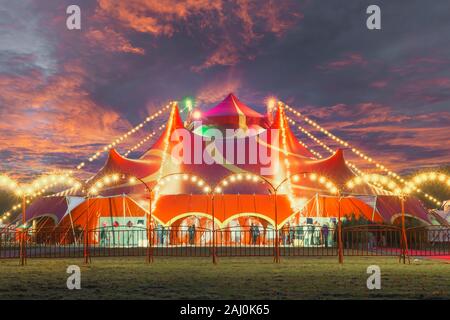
{"left": 182, "top": 96, "right": 195, "bottom": 112}
{"left": 186, "top": 99, "right": 193, "bottom": 111}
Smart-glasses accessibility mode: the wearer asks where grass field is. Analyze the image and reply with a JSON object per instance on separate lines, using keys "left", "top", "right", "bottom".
{"left": 0, "top": 256, "right": 449, "bottom": 299}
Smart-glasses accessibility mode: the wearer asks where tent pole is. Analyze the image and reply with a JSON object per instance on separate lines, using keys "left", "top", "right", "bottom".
{"left": 68, "top": 203, "right": 77, "bottom": 246}
{"left": 400, "top": 196, "right": 410, "bottom": 264}
{"left": 20, "top": 195, "right": 27, "bottom": 266}
{"left": 211, "top": 193, "right": 217, "bottom": 264}
{"left": 84, "top": 197, "right": 91, "bottom": 264}
{"left": 147, "top": 191, "right": 153, "bottom": 264}
{"left": 372, "top": 196, "right": 377, "bottom": 221}
{"left": 274, "top": 191, "right": 280, "bottom": 263}
{"left": 338, "top": 192, "right": 344, "bottom": 264}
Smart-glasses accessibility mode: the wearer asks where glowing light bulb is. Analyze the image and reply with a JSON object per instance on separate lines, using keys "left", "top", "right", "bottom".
{"left": 192, "top": 110, "right": 202, "bottom": 120}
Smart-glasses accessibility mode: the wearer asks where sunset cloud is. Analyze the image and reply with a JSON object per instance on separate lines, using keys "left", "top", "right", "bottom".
{"left": 318, "top": 53, "right": 367, "bottom": 71}
{"left": 0, "top": 62, "right": 131, "bottom": 177}
{"left": 86, "top": 27, "right": 145, "bottom": 55}
{"left": 297, "top": 103, "right": 450, "bottom": 172}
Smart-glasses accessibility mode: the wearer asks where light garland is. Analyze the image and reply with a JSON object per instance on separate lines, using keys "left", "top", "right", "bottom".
{"left": 346, "top": 172, "right": 445, "bottom": 206}
{"left": 284, "top": 104, "right": 403, "bottom": 180}
{"left": 215, "top": 173, "right": 264, "bottom": 193}
{"left": 152, "top": 103, "right": 177, "bottom": 211}
{"left": 286, "top": 117, "right": 323, "bottom": 158}
{"left": 123, "top": 124, "right": 166, "bottom": 157}
{"left": 346, "top": 174, "right": 400, "bottom": 193}
{"left": 289, "top": 115, "right": 415, "bottom": 192}
{"left": 288, "top": 116, "right": 369, "bottom": 177}
{"left": 406, "top": 172, "right": 449, "bottom": 206}
{"left": 87, "top": 172, "right": 213, "bottom": 198}
{"left": 152, "top": 174, "right": 212, "bottom": 194}
{"left": 284, "top": 104, "right": 443, "bottom": 205}
{"left": 76, "top": 103, "right": 172, "bottom": 170}
{"left": 0, "top": 173, "right": 81, "bottom": 223}
{"left": 278, "top": 103, "right": 297, "bottom": 209}
{"left": 215, "top": 172, "right": 339, "bottom": 195}
{"left": 305, "top": 173, "right": 339, "bottom": 194}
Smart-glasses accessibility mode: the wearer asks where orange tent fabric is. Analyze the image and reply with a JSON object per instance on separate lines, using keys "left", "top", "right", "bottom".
{"left": 301, "top": 196, "right": 384, "bottom": 223}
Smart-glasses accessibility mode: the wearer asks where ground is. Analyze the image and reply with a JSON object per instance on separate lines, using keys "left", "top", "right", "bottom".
{"left": 0, "top": 256, "right": 449, "bottom": 299}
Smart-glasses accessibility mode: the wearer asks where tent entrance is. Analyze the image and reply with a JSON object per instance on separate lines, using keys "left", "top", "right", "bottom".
{"left": 98, "top": 217, "right": 147, "bottom": 247}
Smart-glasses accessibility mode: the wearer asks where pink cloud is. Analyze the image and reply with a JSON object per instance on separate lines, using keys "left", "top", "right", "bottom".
{"left": 195, "top": 75, "right": 242, "bottom": 105}
{"left": 296, "top": 103, "right": 450, "bottom": 172}
{"left": 318, "top": 53, "right": 367, "bottom": 71}
{"left": 0, "top": 62, "right": 132, "bottom": 177}
{"left": 86, "top": 27, "right": 145, "bottom": 55}
{"left": 370, "top": 80, "right": 388, "bottom": 89}
{"left": 94, "top": 0, "right": 302, "bottom": 71}
{"left": 397, "top": 77, "right": 450, "bottom": 104}
{"left": 390, "top": 56, "right": 450, "bottom": 76}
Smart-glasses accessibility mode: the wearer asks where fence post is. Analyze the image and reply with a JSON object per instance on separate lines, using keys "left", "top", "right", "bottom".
{"left": 399, "top": 197, "right": 410, "bottom": 264}
{"left": 211, "top": 194, "right": 217, "bottom": 264}
{"left": 337, "top": 194, "right": 344, "bottom": 264}
{"left": 20, "top": 195, "right": 27, "bottom": 266}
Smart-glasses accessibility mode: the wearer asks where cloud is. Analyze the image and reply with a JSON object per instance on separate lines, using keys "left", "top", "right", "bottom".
{"left": 191, "top": 39, "right": 241, "bottom": 72}
{"left": 0, "top": 61, "right": 131, "bottom": 178}
{"left": 94, "top": 0, "right": 302, "bottom": 71}
{"left": 196, "top": 73, "right": 241, "bottom": 105}
{"left": 318, "top": 53, "right": 367, "bottom": 71}
{"left": 86, "top": 27, "right": 145, "bottom": 55}
{"left": 369, "top": 80, "right": 388, "bottom": 89}
{"left": 296, "top": 103, "right": 450, "bottom": 173}
{"left": 95, "top": 0, "right": 224, "bottom": 36}
{"left": 390, "top": 56, "right": 450, "bottom": 77}
{"left": 397, "top": 77, "right": 450, "bottom": 104}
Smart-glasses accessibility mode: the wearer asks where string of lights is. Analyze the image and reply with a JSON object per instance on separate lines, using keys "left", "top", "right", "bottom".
{"left": 1, "top": 102, "right": 173, "bottom": 224}
{"left": 88, "top": 173, "right": 212, "bottom": 199}
{"left": 284, "top": 104, "right": 443, "bottom": 205}
{"left": 287, "top": 114, "right": 408, "bottom": 192}
{"left": 123, "top": 124, "right": 166, "bottom": 157}
{"left": 287, "top": 116, "right": 365, "bottom": 177}
{"left": 152, "top": 103, "right": 177, "bottom": 211}
{"left": 0, "top": 173, "right": 81, "bottom": 223}
{"left": 346, "top": 174, "right": 400, "bottom": 193}
{"left": 76, "top": 103, "right": 172, "bottom": 170}
{"left": 278, "top": 103, "right": 296, "bottom": 209}
{"left": 215, "top": 172, "right": 338, "bottom": 195}
{"left": 285, "top": 117, "right": 323, "bottom": 159}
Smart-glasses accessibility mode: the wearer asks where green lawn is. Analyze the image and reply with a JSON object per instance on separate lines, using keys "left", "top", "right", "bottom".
{"left": 0, "top": 256, "right": 449, "bottom": 299}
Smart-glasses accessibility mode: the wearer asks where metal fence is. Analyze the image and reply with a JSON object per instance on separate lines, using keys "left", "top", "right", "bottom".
{"left": 1, "top": 225, "right": 449, "bottom": 260}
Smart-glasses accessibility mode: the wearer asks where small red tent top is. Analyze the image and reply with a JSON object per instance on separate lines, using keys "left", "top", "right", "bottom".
{"left": 140, "top": 103, "right": 185, "bottom": 160}
{"left": 201, "top": 93, "right": 269, "bottom": 129}
{"left": 269, "top": 102, "right": 315, "bottom": 158}
{"left": 90, "top": 148, "right": 159, "bottom": 181}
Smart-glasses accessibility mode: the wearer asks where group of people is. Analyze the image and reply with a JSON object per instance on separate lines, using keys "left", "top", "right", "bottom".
{"left": 280, "top": 221, "right": 336, "bottom": 248}
{"left": 99, "top": 220, "right": 146, "bottom": 247}
{"left": 95, "top": 219, "right": 338, "bottom": 247}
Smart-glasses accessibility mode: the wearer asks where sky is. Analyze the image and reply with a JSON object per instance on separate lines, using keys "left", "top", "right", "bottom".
{"left": 0, "top": 0, "right": 449, "bottom": 181}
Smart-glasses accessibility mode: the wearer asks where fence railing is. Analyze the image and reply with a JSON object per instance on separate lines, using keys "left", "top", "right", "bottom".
{"left": 1, "top": 225, "right": 449, "bottom": 260}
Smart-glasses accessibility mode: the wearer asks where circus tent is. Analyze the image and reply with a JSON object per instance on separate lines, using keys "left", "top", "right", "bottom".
{"left": 23, "top": 93, "right": 432, "bottom": 234}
